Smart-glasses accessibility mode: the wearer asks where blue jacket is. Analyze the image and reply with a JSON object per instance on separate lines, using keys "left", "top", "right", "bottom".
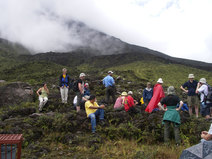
{"left": 143, "top": 88, "right": 153, "bottom": 102}
{"left": 59, "top": 74, "right": 70, "bottom": 87}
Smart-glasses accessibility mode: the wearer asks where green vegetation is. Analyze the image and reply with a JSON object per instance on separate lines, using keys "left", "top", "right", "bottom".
{"left": 0, "top": 48, "right": 212, "bottom": 158}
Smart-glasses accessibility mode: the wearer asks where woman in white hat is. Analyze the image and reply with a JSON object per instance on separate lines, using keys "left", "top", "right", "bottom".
{"left": 196, "top": 78, "right": 211, "bottom": 119}
{"left": 114, "top": 92, "right": 127, "bottom": 110}
{"left": 145, "top": 78, "right": 165, "bottom": 113}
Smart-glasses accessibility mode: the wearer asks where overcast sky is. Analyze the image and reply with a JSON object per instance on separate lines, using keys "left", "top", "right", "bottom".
{"left": 0, "top": 0, "right": 212, "bottom": 63}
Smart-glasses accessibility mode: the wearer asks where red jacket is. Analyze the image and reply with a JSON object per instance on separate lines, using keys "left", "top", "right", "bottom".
{"left": 145, "top": 83, "right": 165, "bottom": 113}
{"left": 124, "top": 95, "right": 135, "bottom": 112}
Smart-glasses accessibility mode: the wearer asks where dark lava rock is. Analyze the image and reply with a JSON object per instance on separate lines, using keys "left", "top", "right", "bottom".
{"left": 0, "top": 82, "right": 34, "bottom": 107}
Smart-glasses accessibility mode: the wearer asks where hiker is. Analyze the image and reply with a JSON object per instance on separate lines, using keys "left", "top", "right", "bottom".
{"left": 143, "top": 82, "right": 153, "bottom": 106}
{"left": 158, "top": 86, "right": 183, "bottom": 145}
{"left": 37, "top": 83, "right": 49, "bottom": 111}
{"left": 85, "top": 95, "right": 105, "bottom": 133}
{"left": 145, "top": 78, "right": 165, "bottom": 113}
{"left": 76, "top": 73, "right": 86, "bottom": 112}
{"left": 201, "top": 123, "right": 212, "bottom": 142}
{"left": 196, "top": 78, "right": 212, "bottom": 119}
{"left": 114, "top": 92, "right": 127, "bottom": 110}
{"left": 180, "top": 74, "right": 199, "bottom": 117}
{"left": 83, "top": 83, "right": 90, "bottom": 97}
{"left": 124, "top": 91, "right": 140, "bottom": 114}
{"left": 59, "top": 68, "right": 70, "bottom": 104}
{"left": 103, "top": 71, "right": 116, "bottom": 104}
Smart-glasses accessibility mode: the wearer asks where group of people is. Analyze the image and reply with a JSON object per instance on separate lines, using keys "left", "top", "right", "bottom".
{"left": 36, "top": 69, "right": 212, "bottom": 143}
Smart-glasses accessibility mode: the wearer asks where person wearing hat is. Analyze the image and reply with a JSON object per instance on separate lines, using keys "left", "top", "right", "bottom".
{"left": 145, "top": 78, "right": 165, "bottom": 113}
{"left": 143, "top": 82, "right": 153, "bottom": 106}
{"left": 158, "top": 86, "right": 184, "bottom": 145}
{"left": 103, "top": 71, "right": 116, "bottom": 104}
{"left": 85, "top": 95, "right": 105, "bottom": 133}
{"left": 76, "top": 73, "right": 86, "bottom": 112}
{"left": 124, "top": 91, "right": 139, "bottom": 114}
{"left": 180, "top": 74, "right": 199, "bottom": 117}
{"left": 114, "top": 92, "right": 127, "bottom": 110}
{"left": 196, "top": 78, "right": 211, "bottom": 119}
{"left": 59, "top": 68, "right": 70, "bottom": 104}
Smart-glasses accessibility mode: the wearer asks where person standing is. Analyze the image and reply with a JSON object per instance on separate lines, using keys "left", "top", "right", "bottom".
{"left": 145, "top": 78, "right": 165, "bottom": 113}
{"left": 85, "top": 95, "right": 105, "bottom": 134}
{"left": 196, "top": 78, "right": 212, "bottom": 119}
{"left": 143, "top": 82, "right": 153, "bottom": 106}
{"left": 59, "top": 68, "right": 70, "bottom": 104}
{"left": 76, "top": 73, "right": 86, "bottom": 112}
{"left": 180, "top": 74, "right": 199, "bottom": 117}
{"left": 37, "top": 83, "right": 49, "bottom": 111}
{"left": 158, "top": 86, "right": 183, "bottom": 145}
{"left": 103, "top": 71, "right": 116, "bottom": 104}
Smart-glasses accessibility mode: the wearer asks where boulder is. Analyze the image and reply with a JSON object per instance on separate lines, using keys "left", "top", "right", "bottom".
{"left": 0, "top": 82, "right": 34, "bottom": 107}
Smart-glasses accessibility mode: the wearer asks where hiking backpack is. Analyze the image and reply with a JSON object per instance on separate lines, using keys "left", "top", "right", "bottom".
{"left": 72, "top": 80, "right": 79, "bottom": 92}
{"left": 205, "top": 84, "right": 212, "bottom": 102}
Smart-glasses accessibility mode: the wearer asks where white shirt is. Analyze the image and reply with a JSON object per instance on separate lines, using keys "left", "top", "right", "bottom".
{"left": 209, "top": 123, "right": 212, "bottom": 135}
{"left": 198, "top": 84, "right": 208, "bottom": 102}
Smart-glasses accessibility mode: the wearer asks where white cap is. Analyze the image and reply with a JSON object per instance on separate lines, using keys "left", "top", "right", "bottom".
{"left": 128, "top": 91, "right": 133, "bottom": 95}
{"left": 157, "top": 78, "right": 163, "bottom": 84}
{"left": 108, "top": 71, "right": 113, "bottom": 74}
{"left": 79, "top": 73, "right": 86, "bottom": 77}
{"left": 199, "top": 78, "right": 206, "bottom": 84}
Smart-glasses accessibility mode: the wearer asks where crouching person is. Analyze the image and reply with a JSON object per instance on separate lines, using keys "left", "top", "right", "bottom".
{"left": 158, "top": 86, "right": 183, "bottom": 145}
{"left": 85, "top": 95, "right": 105, "bottom": 134}
{"left": 37, "top": 83, "right": 49, "bottom": 112}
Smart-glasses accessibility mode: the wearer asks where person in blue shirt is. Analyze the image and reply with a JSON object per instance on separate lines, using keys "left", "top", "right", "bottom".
{"left": 143, "top": 82, "right": 153, "bottom": 106}
{"left": 103, "top": 71, "right": 116, "bottom": 104}
{"left": 59, "top": 68, "right": 70, "bottom": 104}
{"left": 180, "top": 74, "right": 199, "bottom": 117}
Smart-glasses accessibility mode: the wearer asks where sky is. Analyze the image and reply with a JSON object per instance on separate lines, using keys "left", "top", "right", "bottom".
{"left": 0, "top": 0, "right": 212, "bottom": 63}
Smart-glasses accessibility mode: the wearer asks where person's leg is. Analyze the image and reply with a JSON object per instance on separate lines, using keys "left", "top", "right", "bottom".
{"left": 60, "top": 87, "right": 65, "bottom": 103}
{"left": 43, "top": 97, "right": 48, "bottom": 106}
{"left": 88, "top": 113, "right": 96, "bottom": 133}
{"left": 111, "top": 87, "right": 116, "bottom": 104}
{"left": 164, "top": 121, "right": 170, "bottom": 143}
{"left": 194, "top": 96, "right": 199, "bottom": 118}
{"left": 205, "top": 104, "right": 211, "bottom": 119}
{"left": 106, "top": 87, "right": 110, "bottom": 104}
{"left": 187, "top": 96, "right": 193, "bottom": 116}
{"left": 39, "top": 96, "right": 44, "bottom": 111}
{"left": 64, "top": 87, "right": 68, "bottom": 104}
{"left": 174, "top": 124, "right": 181, "bottom": 145}
{"left": 76, "top": 92, "right": 82, "bottom": 112}
{"left": 94, "top": 109, "right": 104, "bottom": 120}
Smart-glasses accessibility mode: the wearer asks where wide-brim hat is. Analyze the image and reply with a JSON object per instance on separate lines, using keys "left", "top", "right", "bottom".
{"left": 79, "top": 73, "right": 86, "bottom": 77}
{"left": 108, "top": 71, "right": 114, "bottom": 74}
{"left": 188, "top": 74, "right": 194, "bottom": 78}
{"left": 121, "top": 92, "right": 127, "bottom": 96}
{"left": 157, "top": 78, "right": 163, "bottom": 84}
{"left": 199, "top": 78, "right": 206, "bottom": 84}
{"left": 167, "top": 86, "right": 175, "bottom": 95}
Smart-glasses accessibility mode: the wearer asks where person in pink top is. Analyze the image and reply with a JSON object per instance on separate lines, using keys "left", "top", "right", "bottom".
{"left": 145, "top": 78, "right": 165, "bottom": 113}
{"left": 114, "top": 92, "right": 127, "bottom": 110}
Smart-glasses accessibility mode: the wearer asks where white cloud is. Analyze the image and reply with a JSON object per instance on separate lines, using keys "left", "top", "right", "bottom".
{"left": 0, "top": 0, "right": 212, "bottom": 62}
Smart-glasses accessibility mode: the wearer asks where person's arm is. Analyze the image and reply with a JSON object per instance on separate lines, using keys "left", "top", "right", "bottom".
{"left": 195, "top": 82, "right": 201, "bottom": 94}
{"left": 180, "top": 85, "right": 188, "bottom": 93}
{"left": 46, "top": 88, "right": 49, "bottom": 94}
{"left": 176, "top": 101, "right": 183, "bottom": 111}
{"left": 158, "top": 102, "right": 166, "bottom": 111}
{"left": 67, "top": 75, "right": 70, "bottom": 88}
{"left": 143, "top": 90, "right": 146, "bottom": 101}
{"left": 89, "top": 105, "right": 105, "bottom": 109}
{"left": 36, "top": 88, "right": 42, "bottom": 96}
{"left": 78, "top": 83, "right": 83, "bottom": 94}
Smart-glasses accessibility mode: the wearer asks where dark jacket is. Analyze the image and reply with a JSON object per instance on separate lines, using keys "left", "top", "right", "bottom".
{"left": 143, "top": 88, "right": 153, "bottom": 102}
